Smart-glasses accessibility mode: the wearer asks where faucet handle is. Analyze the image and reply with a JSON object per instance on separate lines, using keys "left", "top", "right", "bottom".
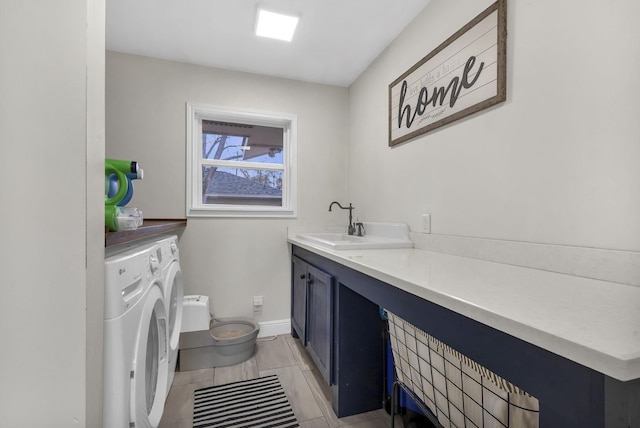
{"left": 355, "top": 222, "right": 365, "bottom": 237}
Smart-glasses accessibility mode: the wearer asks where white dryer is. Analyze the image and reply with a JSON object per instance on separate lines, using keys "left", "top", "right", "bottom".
{"left": 104, "top": 243, "right": 168, "bottom": 428}
{"left": 156, "top": 235, "right": 184, "bottom": 395}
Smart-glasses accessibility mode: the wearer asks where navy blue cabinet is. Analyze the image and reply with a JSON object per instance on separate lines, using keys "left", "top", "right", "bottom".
{"left": 306, "top": 264, "right": 333, "bottom": 384}
{"left": 291, "top": 248, "right": 383, "bottom": 417}
{"left": 291, "top": 256, "right": 334, "bottom": 385}
{"left": 291, "top": 256, "right": 307, "bottom": 342}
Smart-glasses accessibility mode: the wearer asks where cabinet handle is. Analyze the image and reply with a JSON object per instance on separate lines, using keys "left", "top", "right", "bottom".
{"left": 300, "top": 274, "right": 306, "bottom": 279}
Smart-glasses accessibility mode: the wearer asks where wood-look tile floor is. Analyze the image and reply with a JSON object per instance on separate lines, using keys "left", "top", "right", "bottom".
{"left": 160, "top": 334, "right": 404, "bottom": 428}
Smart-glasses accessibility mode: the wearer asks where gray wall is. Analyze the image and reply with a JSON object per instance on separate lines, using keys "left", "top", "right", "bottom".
{"left": 349, "top": 0, "right": 640, "bottom": 252}
{"left": 0, "top": 1, "right": 105, "bottom": 426}
{"left": 106, "top": 52, "right": 349, "bottom": 323}
{"left": 106, "top": 0, "right": 640, "bottom": 330}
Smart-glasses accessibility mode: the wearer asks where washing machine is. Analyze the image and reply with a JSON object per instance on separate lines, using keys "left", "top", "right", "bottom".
{"left": 104, "top": 243, "right": 169, "bottom": 428}
{"left": 156, "top": 235, "right": 184, "bottom": 395}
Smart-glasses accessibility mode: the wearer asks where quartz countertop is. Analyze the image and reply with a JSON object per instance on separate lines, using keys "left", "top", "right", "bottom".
{"left": 288, "top": 235, "right": 640, "bottom": 382}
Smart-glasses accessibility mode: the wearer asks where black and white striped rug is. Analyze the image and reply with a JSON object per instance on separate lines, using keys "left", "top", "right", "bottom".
{"left": 193, "top": 375, "right": 299, "bottom": 428}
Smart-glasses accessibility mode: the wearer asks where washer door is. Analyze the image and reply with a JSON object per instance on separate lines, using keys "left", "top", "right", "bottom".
{"left": 165, "top": 261, "right": 184, "bottom": 355}
{"left": 130, "top": 283, "right": 168, "bottom": 428}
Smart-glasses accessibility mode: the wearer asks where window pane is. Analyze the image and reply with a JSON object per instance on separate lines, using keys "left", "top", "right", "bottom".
{"left": 202, "top": 166, "right": 283, "bottom": 206}
{"left": 202, "top": 120, "right": 283, "bottom": 165}
{"left": 187, "top": 103, "right": 296, "bottom": 217}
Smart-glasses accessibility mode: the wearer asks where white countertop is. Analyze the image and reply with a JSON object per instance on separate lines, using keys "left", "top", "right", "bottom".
{"left": 288, "top": 236, "right": 640, "bottom": 382}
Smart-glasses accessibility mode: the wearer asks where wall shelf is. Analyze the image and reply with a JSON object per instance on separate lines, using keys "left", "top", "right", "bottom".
{"left": 105, "top": 218, "right": 187, "bottom": 247}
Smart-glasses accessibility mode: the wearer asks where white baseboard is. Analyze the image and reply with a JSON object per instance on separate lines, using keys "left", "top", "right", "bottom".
{"left": 257, "top": 319, "right": 291, "bottom": 338}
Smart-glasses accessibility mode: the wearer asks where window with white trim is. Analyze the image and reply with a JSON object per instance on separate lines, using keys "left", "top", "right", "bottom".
{"left": 187, "top": 104, "right": 297, "bottom": 217}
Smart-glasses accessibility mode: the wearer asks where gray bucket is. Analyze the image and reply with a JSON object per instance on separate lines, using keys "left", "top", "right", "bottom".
{"left": 179, "top": 316, "right": 260, "bottom": 370}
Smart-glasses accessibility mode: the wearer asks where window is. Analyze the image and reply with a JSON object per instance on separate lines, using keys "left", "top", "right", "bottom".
{"left": 187, "top": 104, "right": 297, "bottom": 217}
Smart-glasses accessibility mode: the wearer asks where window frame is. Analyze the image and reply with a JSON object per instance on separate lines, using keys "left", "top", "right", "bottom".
{"left": 186, "top": 103, "right": 297, "bottom": 218}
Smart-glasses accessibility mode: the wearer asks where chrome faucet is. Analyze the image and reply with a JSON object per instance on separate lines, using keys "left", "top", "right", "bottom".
{"left": 328, "top": 201, "right": 356, "bottom": 235}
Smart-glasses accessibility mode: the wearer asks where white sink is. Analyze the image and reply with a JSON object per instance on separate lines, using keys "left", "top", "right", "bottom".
{"left": 296, "top": 222, "right": 413, "bottom": 250}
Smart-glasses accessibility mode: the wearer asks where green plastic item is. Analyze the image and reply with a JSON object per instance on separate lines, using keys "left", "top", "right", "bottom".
{"left": 104, "top": 158, "right": 132, "bottom": 206}
{"left": 105, "top": 204, "right": 119, "bottom": 232}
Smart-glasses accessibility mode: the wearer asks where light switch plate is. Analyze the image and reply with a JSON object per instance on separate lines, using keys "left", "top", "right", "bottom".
{"left": 422, "top": 213, "right": 431, "bottom": 234}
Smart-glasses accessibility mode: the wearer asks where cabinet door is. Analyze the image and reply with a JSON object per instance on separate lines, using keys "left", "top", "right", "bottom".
{"left": 306, "top": 264, "right": 333, "bottom": 385}
{"left": 291, "top": 256, "right": 307, "bottom": 342}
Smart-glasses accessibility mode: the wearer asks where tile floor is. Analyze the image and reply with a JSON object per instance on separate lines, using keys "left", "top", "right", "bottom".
{"left": 159, "top": 334, "right": 403, "bottom": 428}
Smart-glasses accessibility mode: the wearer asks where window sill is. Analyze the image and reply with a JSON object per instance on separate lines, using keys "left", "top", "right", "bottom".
{"left": 187, "top": 207, "right": 295, "bottom": 218}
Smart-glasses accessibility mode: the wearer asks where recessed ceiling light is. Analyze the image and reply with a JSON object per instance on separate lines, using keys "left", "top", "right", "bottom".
{"left": 255, "top": 9, "right": 299, "bottom": 42}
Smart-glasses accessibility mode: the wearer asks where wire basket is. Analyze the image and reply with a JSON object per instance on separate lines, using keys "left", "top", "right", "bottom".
{"left": 387, "top": 310, "right": 539, "bottom": 428}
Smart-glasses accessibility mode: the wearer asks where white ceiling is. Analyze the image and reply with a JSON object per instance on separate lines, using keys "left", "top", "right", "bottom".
{"left": 106, "top": 0, "right": 430, "bottom": 87}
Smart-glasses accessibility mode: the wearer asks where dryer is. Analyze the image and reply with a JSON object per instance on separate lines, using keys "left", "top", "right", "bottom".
{"left": 156, "top": 235, "right": 184, "bottom": 395}
{"left": 104, "top": 243, "right": 168, "bottom": 428}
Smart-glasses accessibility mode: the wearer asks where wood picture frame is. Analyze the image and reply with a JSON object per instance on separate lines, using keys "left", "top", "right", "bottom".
{"left": 388, "top": 0, "right": 507, "bottom": 146}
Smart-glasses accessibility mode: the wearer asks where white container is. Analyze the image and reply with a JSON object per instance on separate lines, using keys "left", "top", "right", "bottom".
{"left": 114, "top": 206, "right": 143, "bottom": 230}
{"left": 181, "top": 295, "right": 211, "bottom": 332}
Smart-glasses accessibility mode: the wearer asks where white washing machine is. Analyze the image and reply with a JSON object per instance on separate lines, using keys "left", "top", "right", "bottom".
{"left": 104, "top": 243, "right": 169, "bottom": 428}
{"left": 156, "top": 235, "right": 184, "bottom": 395}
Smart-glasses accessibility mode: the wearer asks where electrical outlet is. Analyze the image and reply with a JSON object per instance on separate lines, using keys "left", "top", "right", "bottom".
{"left": 422, "top": 213, "right": 431, "bottom": 234}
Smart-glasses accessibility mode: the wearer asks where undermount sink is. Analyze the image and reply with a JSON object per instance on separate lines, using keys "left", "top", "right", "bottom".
{"left": 296, "top": 223, "right": 413, "bottom": 250}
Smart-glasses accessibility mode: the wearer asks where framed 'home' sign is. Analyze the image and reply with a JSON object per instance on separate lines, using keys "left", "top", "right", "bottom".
{"left": 389, "top": 0, "right": 507, "bottom": 146}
